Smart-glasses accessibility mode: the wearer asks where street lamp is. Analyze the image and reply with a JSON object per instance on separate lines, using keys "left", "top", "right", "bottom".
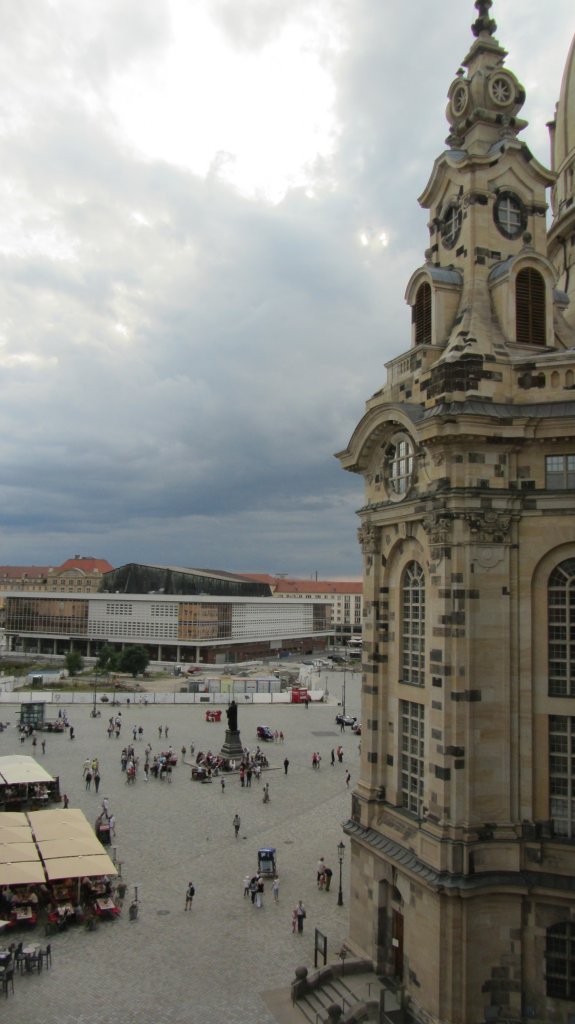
{"left": 342, "top": 664, "right": 347, "bottom": 717}
{"left": 337, "top": 840, "right": 345, "bottom": 907}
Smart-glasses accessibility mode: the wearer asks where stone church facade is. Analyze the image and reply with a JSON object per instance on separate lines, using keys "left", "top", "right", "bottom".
{"left": 337, "top": 4, "right": 575, "bottom": 1022}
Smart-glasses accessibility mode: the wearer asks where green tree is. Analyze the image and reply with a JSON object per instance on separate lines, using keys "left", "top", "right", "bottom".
{"left": 118, "top": 645, "right": 150, "bottom": 678}
{"left": 65, "top": 650, "right": 84, "bottom": 677}
{"left": 96, "top": 644, "right": 119, "bottom": 673}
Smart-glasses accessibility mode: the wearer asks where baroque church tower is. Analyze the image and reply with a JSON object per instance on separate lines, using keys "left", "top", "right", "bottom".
{"left": 337, "top": 3, "right": 575, "bottom": 1022}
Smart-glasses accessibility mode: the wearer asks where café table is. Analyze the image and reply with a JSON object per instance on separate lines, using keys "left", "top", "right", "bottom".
{"left": 94, "top": 897, "right": 120, "bottom": 917}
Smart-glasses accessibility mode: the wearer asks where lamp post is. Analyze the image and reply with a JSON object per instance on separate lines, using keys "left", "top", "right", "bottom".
{"left": 337, "top": 840, "right": 345, "bottom": 907}
{"left": 92, "top": 672, "right": 99, "bottom": 717}
{"left": 342, "top": 664, "right": 347, "bottom": 717}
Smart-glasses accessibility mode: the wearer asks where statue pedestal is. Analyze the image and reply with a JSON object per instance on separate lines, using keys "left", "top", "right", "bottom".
{"left": 220, "top": 729, "right": 244, "bottom": 762}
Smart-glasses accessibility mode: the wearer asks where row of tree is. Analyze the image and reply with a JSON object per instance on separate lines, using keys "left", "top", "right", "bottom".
{"left": 64, "top": 644, "right": 151, "bottom": 678}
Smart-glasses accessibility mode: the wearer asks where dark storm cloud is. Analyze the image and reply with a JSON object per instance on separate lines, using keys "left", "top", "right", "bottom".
{"left": 0, "top": 0, "right": 572, "bottom": 573}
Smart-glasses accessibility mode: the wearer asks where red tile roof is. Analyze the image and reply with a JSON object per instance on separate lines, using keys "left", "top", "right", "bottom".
{"left": 240, "top": 574, "right": 362, "bottom": 595}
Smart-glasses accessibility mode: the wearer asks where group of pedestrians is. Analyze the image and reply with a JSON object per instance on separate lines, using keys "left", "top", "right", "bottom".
{"left": 82, "top": 756, "right": 101, "bottom": 793}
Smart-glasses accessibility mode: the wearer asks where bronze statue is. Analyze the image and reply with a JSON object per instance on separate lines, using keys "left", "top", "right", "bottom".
{"left": 226, "top": 700, "right": 238, "bottom": 732}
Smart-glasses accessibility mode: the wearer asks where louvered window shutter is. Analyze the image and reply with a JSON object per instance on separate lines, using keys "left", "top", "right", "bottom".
{"left": 516, "top": 268, "right": 545, "bottom": 345}
{"left": 414, "top": 283, "right": 431, "bottom": 345}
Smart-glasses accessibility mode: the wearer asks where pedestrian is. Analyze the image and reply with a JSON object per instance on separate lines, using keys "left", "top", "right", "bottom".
{"left": 185, "top": 881, "right": 195, "bottom": 911}
{"left": 256, "top": 876, "right": 264, "bottom": 908}
{"left": 331, "top": 749, "right": 335, "bottom": 766}
{"left": 32, "top": 735, "right": 37, "bottom": 748}
{"left": 263, "top": 783, "right": 270, "bottom": 804}
{"left": 283, "top": 757, "right": 289, "bottom": 775}
{"left": 108, "top": 814, "right": 116, "bottom": 838}
{"left": 295, "top": 900, "right": 306, "bottom": 933}
{"left": 291, "top": 906, "right": 298, "bottom": 933}
{"left": 132, "top": 726, "right": 137, "bottom": 741}
{"left": 69, "top": 726, "right": 75, "bottom": 740}
{"left": 143, "top": 762, "right": 149, "bottom": 781}
{"left": 239, "top": 768, "right": 245, "bottom": 788}
{"left": 233, "top": 813, "right": 241, "bottom": 838}
{"left": 62, "top": 793, "right": 69, "bottom": 809}
{"left": 324, "top": 866, "right": 333, "bottom": 891}
{"left": 41, "top": 739, "right": 46, "bottom": 755}
{"left": 340, "top": 719, "right": 345, "bottom": 733}
{"left": 164, "top": 725, "right": 169, "bottom": 738}
{"left": 138, "top": 726, "right": 143, "bottom": 740}
{"left": 316, "top": 752, "right": 321, "bottom": 769}
{"left": 272, "top": 876, "right": 280, "bottom": 903}
{"left": 181, "top": 745, "right": 187, "bottom": 760}
{"left": 243, "top": 874, "right": 251, "bottom": 898}
{"left": 220, "top": 778, "right": 225, "bottom": 794}
{"left": 279, "top": 731, "right": 284, "bottom": 743}
{"left": 249, "top": 876, "right": 258, "bottom": 904}
{"left": 85, "top": 770, "right": 92, "bottom": 791}
{"left": 337, "top": 746, "right": 344, "bottom": 763}
{"left": 158, "top": 725, "right": 162, "bottom": 739}
{"left": 94, "top": 770, "right": 101, "bottom": 793}
{"left": 101, "top": 797, "right": 110, "bottom": 817}
{"left": 345, "top": 770, "right": 351, "bottom": 787}
{"left": 317, "top": 857, "right": 325, "bottom": 886}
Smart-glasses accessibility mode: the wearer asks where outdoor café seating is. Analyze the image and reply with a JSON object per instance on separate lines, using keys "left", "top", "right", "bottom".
{"left": 93, "top": 897, "right": 120, "bottom": 919}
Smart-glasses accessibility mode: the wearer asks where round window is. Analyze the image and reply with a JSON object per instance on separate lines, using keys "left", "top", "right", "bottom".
{"left": 489, "top": 74, "right": 514, "bottom": 107}
{"left": 494, "top": 191, "right": 525, "bottom": 240}
{"left": 451, "top": 83, "right": 468, "bottom": 116}
{"left": 384, "top": 434, "right": 415, "bottom": 499}
{"left": 441, "top": 204, "right": 462, "bottom": 250}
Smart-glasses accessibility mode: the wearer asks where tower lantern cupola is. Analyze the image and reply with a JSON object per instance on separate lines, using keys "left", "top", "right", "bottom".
{"left": 446, "top": 0, "right": 526, "bottom": 154}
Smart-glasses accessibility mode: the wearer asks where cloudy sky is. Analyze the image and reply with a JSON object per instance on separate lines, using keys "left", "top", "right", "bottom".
{"left": 0, "top": 0, "right": 573, "bottom": 578}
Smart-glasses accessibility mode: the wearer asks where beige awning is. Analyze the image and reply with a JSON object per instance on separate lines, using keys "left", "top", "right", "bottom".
{"left": 0, "top": 755, "right": 55, "bottom": 786}
{"left": 38, "top": 836, "right": 106, "bottom": 859}
{"left": 0, "top": 861, "right": 46, "bottom": 886}
{"left": 28, "top": 809, "right": 88, "bottom": 839}
{"left": 0, "top": 812, "right": 30, "bottom": 829}
{"left": 0, "top": 843, "right": 39, "bottom": 863}
{"left": 43, "top": 854, "right": 117, "bottom": 880}
{"left": 0, "top": 825, "right": 34, "bottom": 845}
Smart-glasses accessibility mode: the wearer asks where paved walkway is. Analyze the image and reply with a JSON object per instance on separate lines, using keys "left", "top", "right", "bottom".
{"left": 0, "top": 670, "right": 361, "bottom": 1023}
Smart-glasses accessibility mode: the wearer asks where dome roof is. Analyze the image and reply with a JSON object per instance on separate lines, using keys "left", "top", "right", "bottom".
{"left": 553, "top": 35, "right": 575, "bottom": 171}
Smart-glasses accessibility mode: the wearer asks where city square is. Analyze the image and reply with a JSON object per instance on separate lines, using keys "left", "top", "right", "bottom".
{"left": 0, "top": 668, "right": 361, "bottom": 1024}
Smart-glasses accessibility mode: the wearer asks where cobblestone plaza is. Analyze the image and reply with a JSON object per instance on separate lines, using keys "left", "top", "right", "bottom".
{"left": 0, "top": 670, "right": 360, "bottom": 1023}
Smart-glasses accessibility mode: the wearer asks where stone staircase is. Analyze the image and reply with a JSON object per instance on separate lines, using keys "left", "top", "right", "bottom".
{"left": 290, "top": 961, "right": 404, "bottom": 1024}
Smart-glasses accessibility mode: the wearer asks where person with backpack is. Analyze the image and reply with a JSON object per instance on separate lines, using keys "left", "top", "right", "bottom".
{"left": 185, "top": 882, "right": 195, "bottom": 911}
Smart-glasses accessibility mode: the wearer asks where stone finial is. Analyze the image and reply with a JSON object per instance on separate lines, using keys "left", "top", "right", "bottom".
{"left": 472, "top": 0, "right": 497, "bottom": 38}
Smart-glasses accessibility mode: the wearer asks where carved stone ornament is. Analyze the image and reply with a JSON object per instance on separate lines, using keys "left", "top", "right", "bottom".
{"left": 422, "top": 511, "right": 453, "bottom": 544}
{"left": 473, "top": 546, "right": 505, "bottom": 570}
{"left": 358, "top": 522, "right": 380, "bottom": 556}
{"left": 464, "top": 511, "right": 511, "bottom": 543}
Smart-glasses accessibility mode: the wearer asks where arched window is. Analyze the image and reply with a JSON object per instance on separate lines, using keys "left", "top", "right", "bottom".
{"left": 401, "top": 561, "right": 425, "bottom": 686}
{"left": 414, "top": 282, "right": 432, "bottom": 345}
{"left": 548, "top": 559, "right": 575, "bottom": 697}
{"left": 546, "top": 922, "right": 575, "bottom": 999}
{"left": 516, "top": 268, "right": 546, "bottom": 345}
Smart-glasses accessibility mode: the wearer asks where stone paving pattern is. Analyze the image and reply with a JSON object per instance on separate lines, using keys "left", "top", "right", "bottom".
{"left": 0, "top": 670, "right": 361, "bottom": 1023}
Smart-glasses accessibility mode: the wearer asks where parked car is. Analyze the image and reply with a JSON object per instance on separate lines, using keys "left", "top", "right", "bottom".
{"left": 352, "top": 722, "right": 362, "bottom": 735}
{"left": 335, "top": 713, "right": 357, "bottom": 727}
{"left": 257, "top": 725, "right": 274, "bottom": 741}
